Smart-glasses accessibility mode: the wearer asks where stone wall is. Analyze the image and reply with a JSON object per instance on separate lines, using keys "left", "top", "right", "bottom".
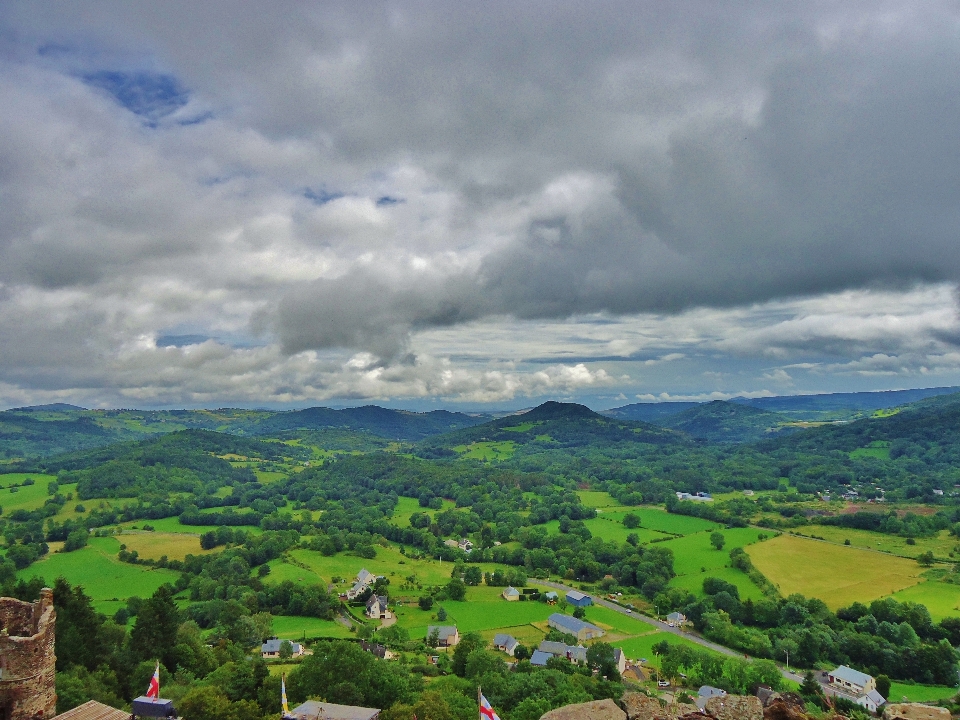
{"left": 0, "top": 588, "right": 57, "bottom": 720}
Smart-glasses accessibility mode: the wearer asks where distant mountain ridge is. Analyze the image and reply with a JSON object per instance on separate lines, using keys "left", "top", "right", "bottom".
{"left": 653, "top": 400, "right": 790, "bottom": 443}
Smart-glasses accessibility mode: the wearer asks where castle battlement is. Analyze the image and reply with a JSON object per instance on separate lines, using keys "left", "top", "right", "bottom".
{"left": 0, "top": 588, "right": 57, "bottom": 720}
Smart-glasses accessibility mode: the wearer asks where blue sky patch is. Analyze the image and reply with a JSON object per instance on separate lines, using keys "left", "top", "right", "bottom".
{"left": 304, "top": 188, "right": 345, "bottom": 205}
{"left": 83, "top": 71, "right": 189, "bottom": 123}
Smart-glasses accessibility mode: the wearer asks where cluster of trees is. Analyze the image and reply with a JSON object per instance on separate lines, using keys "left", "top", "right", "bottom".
{"left": 653, "top": 641, "right": 784, "bottom": 694}
{"left": 653, "top": 567, "right": 959, "bottom": 684}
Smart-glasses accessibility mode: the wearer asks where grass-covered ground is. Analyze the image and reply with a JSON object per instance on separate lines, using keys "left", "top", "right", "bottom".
{"left": 115, "top": 532, "right": 213, "bottom": 561}
{"left": 746, "top": 533, "right": 924, "bottom": 609}
{"left": 888, "top": 681, "right": 959, "bottom": 702}
{"left": 0, "top": 473, "right": 58, "bottom": 513}
{"left": 888, "top": 581, "right": 960, "bottom": 622}
{"left": 792, "top": 525, "right": 957, "bottom": 561}
{"left": 272, "top": 615, "right": 353, "bottom": 640}
{"left": 389, "top": 496, "right": 456, "bottom": 527}
{"left": 452, "top": 441, "right": 517, "bottom": 460}
{"left": 602, "top": 508, "right": 721, "bottom": 535}
{"left": 661, "top": 528, "right": 769, "bottom": 601}
{"left": 611, "top": 630, "right": 712, "bottom": 668}
{"left": 17, "top": 536, "right": 180, "bottom": 612}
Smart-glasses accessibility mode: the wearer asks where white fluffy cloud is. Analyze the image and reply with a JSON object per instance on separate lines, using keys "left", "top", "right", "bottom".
{"left": 2, "top": 2, "right": 960, "bottom": 408}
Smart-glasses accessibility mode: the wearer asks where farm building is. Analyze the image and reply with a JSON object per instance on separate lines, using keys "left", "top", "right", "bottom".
{"left": 828, "top": 666, "right": 876, "bottom": 696}
{"left": 539, "top": 640, "right": 587, "bottom": 663}
{"left": 530, "top": 650, "right": 552, "bottom": 667}
{"left": 565, "top": 590, "right": 593, "bottom": 607}
{"left": 493, "top": 633, "right": 519, "bottom": 656}
{"left": 548, "top": 613, "right": 604, "bottom": 642}
{"left": 544, "top": 591, "right": 559, "bottom": 604}
{"left": 856, "top": 691, "right": 886, "bottom": 714}
{"left": 365, "top": 595, "right": 392, "bottom": 620}
{"left": 289, "top": 701, "right": 380, "bottom": 720}
{"left": 502, "top": 586, "right": 520, "bottom": 601}
{"left": 261, "top": 638, "right": 304, "bottom": 658}
{"left": 427, "top": 625, "right": 460, "bottom": 647}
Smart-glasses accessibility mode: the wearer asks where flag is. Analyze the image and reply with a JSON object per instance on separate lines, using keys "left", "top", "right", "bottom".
{"left": 282, "top": 675, "right": 290, "bottom": 715}
{"left": 480, "top": 694, "right": 501, "bottom": 720}
{"left": 146, "top": 661, "right": 160, "bottom": 699}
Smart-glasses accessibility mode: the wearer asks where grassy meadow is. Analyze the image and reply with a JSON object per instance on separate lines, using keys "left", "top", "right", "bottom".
{"left": 793, "top": 525, "right": 958, "bottom": 561}
{"left": 115, "top": 532, "right": 212, "bottom": 561}
{"left": 17, "top": 536, "right": 180, "bottom": 612}
{"left": 746, "top": 533, "right": 924, "bottom": 609}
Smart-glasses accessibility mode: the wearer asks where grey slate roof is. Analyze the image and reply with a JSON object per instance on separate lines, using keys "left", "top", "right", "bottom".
{"left": 830, "top": 665, "right": 873, "bottom": 687}
{"left": 530, "top": 650, "right": 552, "bottom": 666}
{"left": 863, "top": 690, "right": 886, "bottom": 706}
{"left": 538, "top": 640, "right": 587, "bottom": 662}
{"left": 262, "top": 638, "right": 302, "bottom": 654}
{"left": 493, "top": 633, "right": 518, "bottom": 651}
{"left": 427, "top": 625, "right": 458, "bottom": 640}
{"left": 548, "top": 613, "right": 603, "bottom": 636}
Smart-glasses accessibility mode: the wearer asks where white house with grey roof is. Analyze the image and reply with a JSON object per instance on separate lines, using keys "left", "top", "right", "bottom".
{"left": 493, "top": 633, "right": 519, "bottom": 656}
{"left": 345, "top": 568, "right": 378, "bottom": 600}
{"left": 261, "top": 638, "right": 304, "bottom": 658}
{"left": 547, "top": 613, "right": 604, "bottom": 642}
{"left": 426, "top": 625, "right": 460, "bottom": 647}
{"left": 828, "top": 666, "right": 876, "bottom": 696}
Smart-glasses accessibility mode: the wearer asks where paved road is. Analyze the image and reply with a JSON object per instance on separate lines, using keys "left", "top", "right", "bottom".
{"left": 539, "top": 580, "right": 805, "bottom": 685}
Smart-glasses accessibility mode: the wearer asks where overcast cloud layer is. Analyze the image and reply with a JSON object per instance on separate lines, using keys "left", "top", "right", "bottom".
{"left": 2, "top": 2, "right": 960, "bottom": 409}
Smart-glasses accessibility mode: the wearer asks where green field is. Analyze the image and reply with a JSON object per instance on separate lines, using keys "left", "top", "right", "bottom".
{"left": 17, "top": 536, "right": 180, "bottom": 611}
{"left": 602, "top": 508, "right": 722, "bottom": 536}
{"left": 453, "top": 441, "right": 516, "bottom": 460}
{"left": 0, "top": 473, "right": 59, "bottom": 514}
{"left": 747, "top": 534, "right": 924, "bottom": 609}
{"left": 541, "top": 517, "right": 670, "bottom": 545}
{"left": 390, "top": 496, "right": 456, "bottom": 527}
{"left": 611, "top": 630, "right": 714, "bottom": 667}
{"left": 118, "top": 532, "right": 214, "bottom": 561}
{"left": 670, "top": 565, "right": 765, "bottom": 602}
{"left": 273, "top": 615, "right": 354, "bottom": 640}
{"left": 793, "top": 525, "right": 957, "bottom": 561}
{"left": 576, "top": 491, "right": 625, "bottom": 509}
{"left": 888, "top": 681, "right": 959, "bottom": 702}
{"left": 888, "top": 581, "right": 960, "bottom": 621}
{"left": 660, "top": 528, "right": 769, "bottom": 600}
{"left": 849, "top": 440, "right": 892, "bottom": 460}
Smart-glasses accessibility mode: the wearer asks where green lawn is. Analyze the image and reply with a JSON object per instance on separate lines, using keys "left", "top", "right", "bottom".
{"left": 17, "top": 536, "right": 179, "bottom": 612}
{"left": 272, "top": 615, "right": 354, "bottom": 640}
{"left": 888, "top": 682, "right": 958, "bottom": 702}
{"left": 612, "top": 630, "right": 715, "bottom": 666}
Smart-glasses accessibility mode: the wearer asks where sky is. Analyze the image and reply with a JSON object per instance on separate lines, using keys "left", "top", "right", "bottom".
{"left": 2, "top": 2, "right": 960, "bottom": 411}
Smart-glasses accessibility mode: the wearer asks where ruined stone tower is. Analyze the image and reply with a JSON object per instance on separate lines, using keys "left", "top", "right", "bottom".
{"left": 0, "top": 588, "right": 56, "bottom": 720}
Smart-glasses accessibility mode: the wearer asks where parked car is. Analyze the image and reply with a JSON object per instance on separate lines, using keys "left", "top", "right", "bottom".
{"left": 658, "top": 680, "right": 670, "bottom": 687}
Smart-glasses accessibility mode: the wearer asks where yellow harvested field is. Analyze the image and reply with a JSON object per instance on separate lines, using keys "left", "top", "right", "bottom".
{"left": 118, "top": 532, "right": 214, "bottom": 561}
{"left": 746, "top": 533, "right": 924, "bottom": 609}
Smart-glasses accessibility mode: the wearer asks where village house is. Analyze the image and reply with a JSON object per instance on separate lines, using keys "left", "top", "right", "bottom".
{"left": 426, "top": 625, "right": 460, "bottom": 647}
{"left": 827, "top": 665, "right": 885, "bottom": 712}
{"left": 696, "top": 686, "right": 727, "bottom": 710}
{"left": 828, "top": 665, "right": 876, "bottom": 696}
{"left": 493, "top": 633, "right": 519, "bottom": 656}
{"left": 261, "top": 638, "right": 304, "bottom": 659}
{"left": 502, "top": 586, "right": 520, "bottom": 601}
{"left": 365, "top": 595, "right": 392, "bottom": 620}
{"left": 360, "top": 640, "right": 396, "bottom": 660}
{"left": 666, "top": 612, "right": 686, "bottom": 627}
{"left": 676, "top": 491, "right": 713, "bottom": 502}
{"left": 548, "top": 613, "right": 604, "bottom": 642}
{"left": 565, "top": 590, "right": 593, "bottom": 607}
{"left": 345, "top": 568, "right": 377, "bottom": 601}
{"left": 532, "top": 640, "right": 625, "bottom": 672}
{"left": 544, "top": 591, "right": 559, "bottom": 604}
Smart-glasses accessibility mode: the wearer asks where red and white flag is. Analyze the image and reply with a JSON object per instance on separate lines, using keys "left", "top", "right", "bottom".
{"left": 146, "top": 662, "right": 160, "bottom": 699}
{"left": 480, "top": 694, "right": 501, "bottom": 720}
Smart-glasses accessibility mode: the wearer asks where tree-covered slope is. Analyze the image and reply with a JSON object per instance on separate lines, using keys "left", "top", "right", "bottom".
{"left": 653, "top": 400, "right": 790, "bottom": 443}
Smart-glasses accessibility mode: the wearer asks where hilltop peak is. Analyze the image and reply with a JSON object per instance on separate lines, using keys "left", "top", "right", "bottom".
{"left": 520, "top": 401, "right": 600, "bottom": 421}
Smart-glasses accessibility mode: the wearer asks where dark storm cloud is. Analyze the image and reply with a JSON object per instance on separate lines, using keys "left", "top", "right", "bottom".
{"left": 3, "top": 1, "right": 960, "bottom": 405}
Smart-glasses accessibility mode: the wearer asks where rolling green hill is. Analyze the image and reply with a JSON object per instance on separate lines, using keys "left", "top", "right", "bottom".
{"left": 653, "top": 400, "right": 790, "bottom": 443}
